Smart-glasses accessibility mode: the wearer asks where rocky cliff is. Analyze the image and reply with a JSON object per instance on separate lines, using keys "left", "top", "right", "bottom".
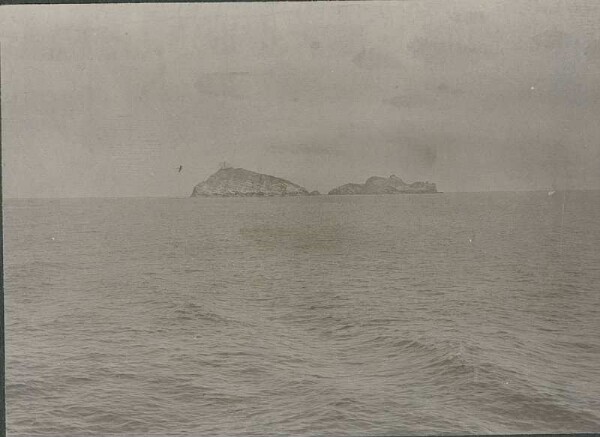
{"left": 191, "top": 168, "right": 311, "bottom": 197}
{"left": 328, "top": 175, "right": 437, "bottom": 195}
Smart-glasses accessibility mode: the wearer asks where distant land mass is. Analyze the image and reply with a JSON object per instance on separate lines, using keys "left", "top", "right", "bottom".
{"left": 329, "top": 175, "right": 437, "bottom": 195}
{"left": 191, "top": 167, "right": 316, "bottom": 197}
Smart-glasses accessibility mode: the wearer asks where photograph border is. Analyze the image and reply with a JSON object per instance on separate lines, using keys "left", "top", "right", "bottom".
{"left": 0, "top": 1, "right": 598, "bottom": 436}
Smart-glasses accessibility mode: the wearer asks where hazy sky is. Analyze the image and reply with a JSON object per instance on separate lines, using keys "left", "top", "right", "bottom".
{"left": 2, "top": 0, "right": 600, "bottom": 197}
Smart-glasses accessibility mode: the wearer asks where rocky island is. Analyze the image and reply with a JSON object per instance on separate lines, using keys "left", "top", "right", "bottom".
{"left": 329, "top": 175, "right": 437, "bottom": 195}
{"left": 191, "top": 167, "right": 312, "bottom": 197}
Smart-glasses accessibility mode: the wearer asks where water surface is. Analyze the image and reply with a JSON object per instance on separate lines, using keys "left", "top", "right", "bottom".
{"left": 4, "top": 192, "right": 600, "bottom": 435}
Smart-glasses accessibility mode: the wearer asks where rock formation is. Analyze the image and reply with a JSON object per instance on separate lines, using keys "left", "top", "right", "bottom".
{"left": 191, "top": 167, "right": 311, "bottom": 197}
{"left": 328, "top": 175, "right": 437, "bottom": 195}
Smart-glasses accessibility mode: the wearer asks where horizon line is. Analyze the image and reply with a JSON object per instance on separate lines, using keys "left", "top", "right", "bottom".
{"left": 4, "top": 189, "right": 600, "bottom": 201}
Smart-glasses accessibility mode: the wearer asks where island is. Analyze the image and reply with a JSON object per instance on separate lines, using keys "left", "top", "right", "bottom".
{"left": 328, "top": 175, "right": 437, "bottom": 195}
{"left": 191, "top": 167, "right": 312, "bottom": 197}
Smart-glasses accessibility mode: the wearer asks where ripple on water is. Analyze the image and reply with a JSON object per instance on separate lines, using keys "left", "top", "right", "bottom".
{"left": 4, "top": 193, "right": 600, "bottom": 435}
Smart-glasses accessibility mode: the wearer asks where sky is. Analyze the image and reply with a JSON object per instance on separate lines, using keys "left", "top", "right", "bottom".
{"left": 1, "top": 0, "right": 600, "bottom": 198}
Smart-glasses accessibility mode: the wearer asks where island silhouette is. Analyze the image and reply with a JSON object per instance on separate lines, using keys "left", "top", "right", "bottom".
{"left": 191, "top": 167, "right": 437, "bottom": 197}
{"left": 329, "top": 175, "right": 437, "bottom": 195}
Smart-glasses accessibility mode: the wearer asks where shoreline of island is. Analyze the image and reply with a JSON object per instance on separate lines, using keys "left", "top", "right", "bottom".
{"left": 190, "top": 167, "right": 438, "bottom": 197}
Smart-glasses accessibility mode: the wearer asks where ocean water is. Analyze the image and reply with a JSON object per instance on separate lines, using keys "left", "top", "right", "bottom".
{"left": 4, "top": 192, "right": 600, "bottom": 436}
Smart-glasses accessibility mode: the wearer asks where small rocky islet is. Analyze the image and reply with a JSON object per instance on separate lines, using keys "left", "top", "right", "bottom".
{"left": 328, "top": 175, "right": 437, "bottom": 195}
{"left": 191, "top": 167, "right": 314, "bottom": 197}
{"left": 191, "top": 167, "right": 436, "bottom": 197}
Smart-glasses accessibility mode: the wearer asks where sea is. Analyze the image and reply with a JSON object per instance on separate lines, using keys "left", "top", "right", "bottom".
{"left": 4, "top": 191, "right": 600, "bottom": 436}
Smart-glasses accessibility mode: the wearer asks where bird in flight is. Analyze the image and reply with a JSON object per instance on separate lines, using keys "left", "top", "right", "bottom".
{"left": 178, "top": 165, "right": 183, "bottom": 173}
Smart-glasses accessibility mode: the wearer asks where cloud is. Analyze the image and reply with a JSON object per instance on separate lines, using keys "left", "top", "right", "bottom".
{"left": 352, "top": 48, "right": 404, "bottom": 70}
{"left": 436, "top": 82, "right": 465, "bottom": 96}
{"left": 408, "top": 37, "right": 488, "bottom": 65}
{"left": 193, "top": 71, "right": 252, "bottom": 99}
{"left": 384, "top": 93, "right": 426, "bottom": 110}
{"left": 585, "top": 39, "right": 600, "bottom": 63}
{"left": 383, "top": 83, "right": 464, "bottom": 110}
{"left": 531, "top": 28, "right": 570, "bottom": 50}
{"left": 450, "top": 10, "right": 487, "bottom": 25}
{"left": 392, "top": 141, "right": 437, "bottom": 169}
{"left": 268, "top": 144, "right": 344, "bottom": 157}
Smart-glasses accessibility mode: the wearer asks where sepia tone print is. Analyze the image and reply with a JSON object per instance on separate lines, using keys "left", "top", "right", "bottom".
{"left": 1, "top": 1, "right": 600, "bottom": 436}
